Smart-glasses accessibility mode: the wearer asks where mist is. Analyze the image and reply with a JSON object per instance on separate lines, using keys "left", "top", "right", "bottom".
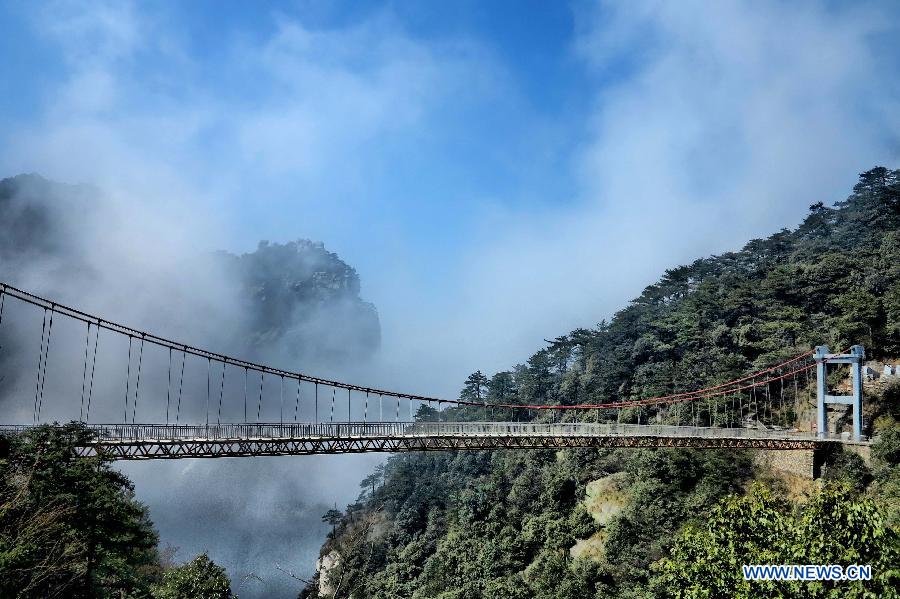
{"left": 0, "top": 174, "right": 392, "bottom": 596}
{"left": 2, "top": 1, "right": 900, "bottom": 597}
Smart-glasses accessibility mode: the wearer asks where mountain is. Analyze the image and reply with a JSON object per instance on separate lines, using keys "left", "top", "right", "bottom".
{"left": 0, "top": 174, "right": 380, "bottom": 369}
{"left": 304, "top": 167, "right": 900, "bottom": 599}
{"left": 0, "top": 174, "right": 98, "bottom": 279}
{"left": 218, "top": 240, "right": 380, "bottom": 367}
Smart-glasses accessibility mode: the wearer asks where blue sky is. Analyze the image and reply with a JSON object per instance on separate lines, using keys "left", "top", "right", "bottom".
{"left": 0, "top": 0, "right": 590, "bottom": 238}
{"left": 3, "top": 2, "right": 900, "bottom": 594}
{"left": 2, "top": 0, "right": 900, "bottom": 393}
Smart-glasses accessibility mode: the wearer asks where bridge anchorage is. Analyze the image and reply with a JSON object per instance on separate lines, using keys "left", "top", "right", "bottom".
{"left": 0, "top": 282, "right": 870, "bottom": 460}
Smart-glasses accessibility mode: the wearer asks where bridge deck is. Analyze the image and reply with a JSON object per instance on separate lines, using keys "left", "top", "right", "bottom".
{"left": 0, "top": 422, "right": 864, "bottom": 460}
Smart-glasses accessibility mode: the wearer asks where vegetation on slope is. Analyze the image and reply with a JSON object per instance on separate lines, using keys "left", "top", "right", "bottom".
{"left": 654, "top": 481, "right": 899, "bottom": 598}
{"left": 304, "top": 168, "right": 900, "bottom": 599}
{"left": 0, "top": 424, "right": 238, "bottom": 598}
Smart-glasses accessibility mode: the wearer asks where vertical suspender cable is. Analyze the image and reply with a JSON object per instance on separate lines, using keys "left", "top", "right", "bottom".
{"left": 294, "top": 378, "right": 301, "bottom": 423}
{"left": 123, "top": 335, "right": 133, "bottom": 423}
{"left": 36, "top": 308, "right": 54, "bottom": 423}
{"left": 205, "top": 357, "right": 211, "bottom": 427}
{"left": 256, "top": 372, "right": 264, "bottom": 422}
{"left": 806, "top": 367, "right": 811, "bottom": 406}
{"left": 280, "top": 376, "right": 284, "bottom": 424}
{"left": 32, "top": 308, "right": 48, "bottom": 424}
{"left": 315, "top": 383, "right": 319, "bottom": 424}
{"left": 347, "top": 388, "right": 351, "bottom": 423}
{"left": 750, "top": 381, "right": 759, "bottom": 428}
{"left": 759, "top": 381, "right": 766, "bottom": 425}
{"left": 217, "top": 362, "right": 226, "bottom": 425}
{"left": 86, "top": 322, "right": 100, "bottom": 422}
{"left": 779, "top": 374, "right": 785, "bottom": 428}
{"left": 165, "top": 347, "right": 173, "bottom": 425}
{"left": 79, "top": 322, "right": 91, "bottom": 421}
{"left": 330, "top": 387, "right": 335, "bottom": 423}
{"left": 243, "top": 367, "right": 248, "bottom": 423}
{"left": 793, "top": 372, "right": 799, "bottom": 427}
{"left": 176, "top": 347, "right": 186, "bottom": 424}
{"left": 132, "top": 335, "right": 145, "bottom": 424}
{"left": 364, "top": 391, "right": 368, "bottom": 423}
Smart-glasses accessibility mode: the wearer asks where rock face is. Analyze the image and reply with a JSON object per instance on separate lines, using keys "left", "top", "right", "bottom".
{"left": 315, "top": 550, "right": 341, "bottom": 597}
{"left": 754, "top": 449, "right": 816, "bottom": 480}
{"left": 218, "top": 239, "right": 381, "bottom": 368}
{"left": 571, "top": 473, "right": 629, "bottom": 560}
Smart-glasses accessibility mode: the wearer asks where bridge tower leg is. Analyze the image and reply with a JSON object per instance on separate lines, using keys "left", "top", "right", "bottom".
{"left": 814, "top": 345, "right": 864, "bottom": 441}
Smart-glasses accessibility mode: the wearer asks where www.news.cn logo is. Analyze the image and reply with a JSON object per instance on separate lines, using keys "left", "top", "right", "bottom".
{"left": 743, "top": 564, "right": 872, "bottom": 581}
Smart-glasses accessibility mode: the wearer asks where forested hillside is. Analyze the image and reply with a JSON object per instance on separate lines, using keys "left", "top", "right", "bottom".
{"left": 305, "top": 168, "right": 900, "bottom": 599}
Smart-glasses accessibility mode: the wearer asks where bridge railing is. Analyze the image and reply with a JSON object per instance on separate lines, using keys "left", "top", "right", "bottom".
{"left": 0, "top": 422, "right": 850, "bottom": 442}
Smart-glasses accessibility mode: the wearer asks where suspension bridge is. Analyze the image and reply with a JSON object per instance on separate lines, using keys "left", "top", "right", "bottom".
{"left": 0, "top": 283, "right": 869, "bottom": 460}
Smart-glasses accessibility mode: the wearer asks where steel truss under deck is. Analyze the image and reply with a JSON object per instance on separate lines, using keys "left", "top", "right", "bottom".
{"left": 78, "top": 434, "right": 828, "bottom": 460}
{"left": 1, "top": 422, "right": 849, "bottom": 460}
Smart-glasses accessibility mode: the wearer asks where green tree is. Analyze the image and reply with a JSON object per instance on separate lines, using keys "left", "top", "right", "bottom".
{"left": 822, "top": 449, "right": 872, "bottom": 493}
{"left": 872, "top": 425, "right": 900, "bottom": 467}
{"left": 359, "top": 465, "right": 385, "bottom": 498}
{"left": 653, "top": 483, "right": 900, "bottom": 598}
{"left": 322, "top": 507, "right": 343, "bottom": 536}
{"left": 869, "top": 424, "right": 900, "bottom": 530}
{"left": 488, "top": 372, "right": 516, "bottom": 402}
{"left": 0, "top": 423, "right": 160, "bottom": 598}
{"left": 414, "top": 404, "right": 440, "bottom": 422}
{"left": 151, "top": 553, "right": 235, "bottom": 599}
{"left": 460, "top": 371, "right": 489, "bottom": 403}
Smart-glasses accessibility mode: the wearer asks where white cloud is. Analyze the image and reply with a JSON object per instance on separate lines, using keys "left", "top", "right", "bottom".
{"left": 3, "top": 0, "right": 900, "bottom": 594}
{"left": 408, "top": 0, "right": 900, "bottom": 381}
{"left": 233, "top": 16, "right": 447, "bottom": 178}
